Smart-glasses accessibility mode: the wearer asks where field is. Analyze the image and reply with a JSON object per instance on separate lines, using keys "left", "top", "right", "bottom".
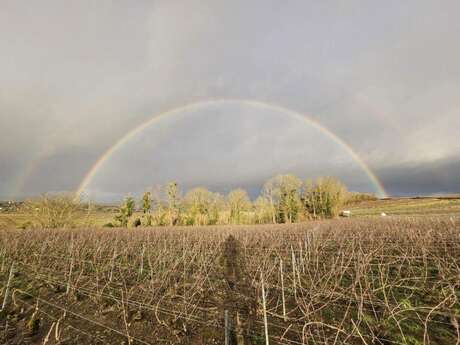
{"left": 1, "top": 197, "right": 460, "bottom": 230}
{"left": 1, "top": 217, "right": 459, "bottom": 345}
{"left": 347, "top": 197, "right": 460, "bottom": 217}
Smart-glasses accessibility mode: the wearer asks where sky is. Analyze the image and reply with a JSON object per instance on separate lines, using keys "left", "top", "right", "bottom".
{"left": 1, "top": 0, "right": 459, "bottom": 201}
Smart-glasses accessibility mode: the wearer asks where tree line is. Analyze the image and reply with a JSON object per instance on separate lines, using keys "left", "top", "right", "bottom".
{"left": 108, "top": 175, "right": 369, "bottom": 227}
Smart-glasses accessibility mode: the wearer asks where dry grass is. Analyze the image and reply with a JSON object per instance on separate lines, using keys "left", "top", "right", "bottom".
{"left": 0, "top": 217, "right": 459, "bottom": 344}
{"left": 348, "top": 197, "right": 460, "bottom": 216}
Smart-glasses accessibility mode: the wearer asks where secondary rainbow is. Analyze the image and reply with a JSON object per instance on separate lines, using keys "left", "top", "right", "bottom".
{"left": 76, "top": 99, "right": 388, "bottom": 198}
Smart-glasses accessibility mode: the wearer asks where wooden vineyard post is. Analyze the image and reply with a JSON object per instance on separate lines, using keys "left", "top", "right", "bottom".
{"left": 299, "top": 241, "right": 305, "bottom": 273}
{"left": 66, "top": 234, "right": 74, "bottom": 295}
{"left": 140, "top": 244, "right": 145, "bottom": 276}
{"left": 109, "top": 248, "right": 116, "bottom": 282}
{"left": 260, "top": 272, "right": 269, "bottom": 345}
{"left": 280, "top": 258, "right": 287, "bottom": 321}
{"left": 1, "top": 262, "right": 15, "bottom": 312}
{"left": 224, "top": 310, "right": 229, "bottom": 345}
{"left": 291, "top": 245, "right": 297, "bottom": 299}
{"left": 66, "top": 256, "right": 74, "bottom": 295}
{"left": 0, "top": 251, "right": 5, "bottom": 273}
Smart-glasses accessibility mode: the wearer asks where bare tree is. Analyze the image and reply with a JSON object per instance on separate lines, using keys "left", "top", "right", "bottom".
{"left": 165, "top": 182, "right": 180, "bottom": 226}
{"left": 141, "top": 191, "right": 152, "bottom": 226}
{"left": 302, "top": 177, "right": 347, "bottom": 218}
{"left": 254, "top": 196, "right": 272, "bottom": 224}
{"left": 262, "top": 174, "right": 302, "bottom": 223}
{"left": 21, "top": 193, "right": 86, "bottom": 228}
{"left": 184, "top": 187, "right": 213, "bottom": 225}
{"left": 227, "top": 189, "right": 251, "bottom": 224}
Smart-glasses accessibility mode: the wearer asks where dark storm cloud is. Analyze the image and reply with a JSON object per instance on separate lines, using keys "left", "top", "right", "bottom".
{"left": 1, "top": 0, "right": 459, "bottom": 199}
{"left": 378, "top": 155, "right": 460, "bottom": 196}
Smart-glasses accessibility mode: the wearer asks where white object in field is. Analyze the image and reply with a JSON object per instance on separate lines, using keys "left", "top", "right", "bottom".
{"left": 381, "top": 212, "right": 387, "bottom": 217}
{"left": 340, "top": 210, "right": 351, "bottom": 217}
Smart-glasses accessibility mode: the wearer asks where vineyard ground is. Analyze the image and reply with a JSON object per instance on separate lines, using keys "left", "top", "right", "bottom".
{"left": 0, "top": 216, "right": 459, "bottom": 344}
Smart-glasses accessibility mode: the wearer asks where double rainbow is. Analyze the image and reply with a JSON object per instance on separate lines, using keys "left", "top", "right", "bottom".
{"left": 75, "top": 99, "right": 387, "bottom": 198}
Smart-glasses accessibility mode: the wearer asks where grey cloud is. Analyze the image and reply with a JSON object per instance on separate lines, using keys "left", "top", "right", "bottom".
{"left": 12, "top": 146, "right": 98, "bottom": 198}
{"left": 378, "top": 155, "right": 460, "bottom": 196}
{"left": 1, "top": 0, "right": 459, "bottom": 200}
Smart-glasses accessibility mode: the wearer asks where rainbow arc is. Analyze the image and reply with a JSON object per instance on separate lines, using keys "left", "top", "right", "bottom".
{"left": 75, "top": 99, "right": 387, "bottom": 198}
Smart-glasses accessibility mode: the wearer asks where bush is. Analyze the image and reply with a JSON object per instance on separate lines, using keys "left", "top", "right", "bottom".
{"left": 21, "top": 194, "right": 87, "bottom": 228}
{"left": 133, "top": 218, "right": 142, "bottom": 227}
{"left": 345, "top": 192, "right": 378, "bottom": 205}
{"left": 303, "top": 177, "right": 347, "bottom": 219}
{"left": 114, "top": 197, "right": 135, "bottom": 227}
{"left": 20, "top": 221, "right": 34, "bottom": 229}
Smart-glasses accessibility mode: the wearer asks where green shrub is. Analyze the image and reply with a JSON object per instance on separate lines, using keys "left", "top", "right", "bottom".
{"left": 133, "top": 218, "right": 142, "bottom": 227}
{"left": 114, "top": 197, "right": 135, "bottom": 227}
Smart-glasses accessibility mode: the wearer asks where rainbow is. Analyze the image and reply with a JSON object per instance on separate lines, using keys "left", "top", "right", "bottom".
{"left": 13, "top": 152, "right": 45, "bottom": 197}
{"left": 76, "top": 99, "right": 387, "bottom": 198}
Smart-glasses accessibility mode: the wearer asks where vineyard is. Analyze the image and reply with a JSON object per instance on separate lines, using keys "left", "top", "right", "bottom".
{"left": 1, "top": 217, "right": 459, "bottom": 344}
